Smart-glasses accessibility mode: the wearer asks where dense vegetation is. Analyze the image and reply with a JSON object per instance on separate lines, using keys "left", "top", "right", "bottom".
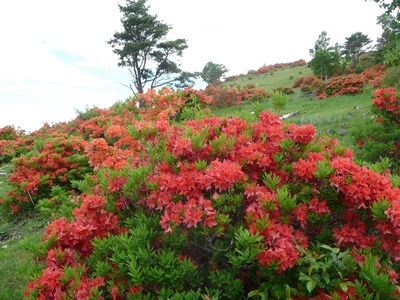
{"left": 1, "top": 60, "right": 400, "bottom": 299}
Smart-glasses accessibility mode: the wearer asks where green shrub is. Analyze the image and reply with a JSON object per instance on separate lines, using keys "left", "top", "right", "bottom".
{"left": 351, "top": 88, "right": 400, "bottom": 174}
{"left": 382, "top": 66, "right": 400, "bottom": 88}
{"left": 271, "top": 91, "right": 288, "bottom": 113}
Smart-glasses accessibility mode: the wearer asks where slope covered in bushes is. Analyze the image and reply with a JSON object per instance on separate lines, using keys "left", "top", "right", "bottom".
{"left": 1, "top": 66, "right": 400, "bottom": 299}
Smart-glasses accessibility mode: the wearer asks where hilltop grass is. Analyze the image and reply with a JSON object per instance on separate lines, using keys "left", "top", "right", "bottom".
{"left": 222, "top": 64, "right": 313, "bottom": 92}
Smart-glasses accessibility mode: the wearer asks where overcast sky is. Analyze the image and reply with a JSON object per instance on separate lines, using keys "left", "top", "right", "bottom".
{"left": 0, "top": 0, "right": 385, "bottom": 132}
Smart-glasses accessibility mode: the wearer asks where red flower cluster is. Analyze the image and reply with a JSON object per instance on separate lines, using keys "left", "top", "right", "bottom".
{"left": 288, "top": 124, "right": 316, "bottom": 144}
{"left": 25, "top": 195, "right": 119, "bottom": 298}
{"left": 372, "top": 88, "right": 399, "bottom": 119}
{"left": 4, "top": 135, "right": 89, "bottom": 212}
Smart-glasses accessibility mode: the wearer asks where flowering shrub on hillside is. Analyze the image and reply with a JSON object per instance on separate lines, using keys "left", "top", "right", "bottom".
{"left": 21, "top": 88, "right": 400, "bottom": 299}
{"left": 204, "top": 85, "right": 267, "bottom": 108}
{"left": 1, "top": 134, "right": 91, "bottom": 213}
{"left": 293, "top": 65, "right": 386, "bottom": 99}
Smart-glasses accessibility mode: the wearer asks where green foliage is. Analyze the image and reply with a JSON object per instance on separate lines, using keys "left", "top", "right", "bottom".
{"left": 74, "top": 105, "right": 99, "bottom": 121}
{"left": 297, "top": 244, "right": 357, "bottom": 296}
{"left": 351, "top": 99, "right": 400, "bottom": 175}
{"left": 309, "top": 31, "right": 342, "bottom": 80}
{"left": 271, "top": 91, "right": 288, "bottom": 113}
{"left": 354, "top": 252, "right": 397, "bottom": 298}
{"left": 36, "top": 185, "right": 75, "bottom": 219}
{"left": 107, "top": 0, "right": 195, "bottom": 100}
{"left": 201, "top": 61, "right": 229, "bottom": 84}
{"left": 375, "top": 11, "right": 400, "bottom": 67}
{"left": 382, "top": 66, "right": 400, "bottom": 88}
{"left": 342, "top": 32, "right": 372, "bottom": 70}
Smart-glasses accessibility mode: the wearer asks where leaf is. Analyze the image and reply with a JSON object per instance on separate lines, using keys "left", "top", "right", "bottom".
{"left": 247, "top": 290, "right": 260, "bottom": 298}
{"left": 306, "top": 280, "right": 317, "bottom": 293}
{"left": 339, "top": 282, "right": 349, "bottom": 292}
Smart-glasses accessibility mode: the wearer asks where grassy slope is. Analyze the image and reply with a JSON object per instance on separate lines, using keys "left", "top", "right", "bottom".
{"left": 215, "top": 64, "right": 374, "bottom": 151}
{"left": 0, "top": 64, "right": 376, "bottom": 299}
{"left": 221, "top": 65, "right": 314, "bottom": 92}
{"left": 0, "top": 167, "right": 47, "bottom": 299}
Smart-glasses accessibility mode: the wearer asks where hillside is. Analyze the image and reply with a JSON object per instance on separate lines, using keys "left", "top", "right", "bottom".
{"left": 212, "top": 62, "right": 375, "bottom": 151}
{"left": 221, "top": 64, "right": 313, "bottom": 93}
{"left": 0, "top": 60, "right": 399, "bottom": 299}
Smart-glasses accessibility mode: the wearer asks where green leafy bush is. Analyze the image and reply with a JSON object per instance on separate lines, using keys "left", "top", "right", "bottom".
{"left": 271, "top": 91, "right": 288, "bottom": 113}
{"left": 352, "top": 87, "right": 400, "bottom": 174}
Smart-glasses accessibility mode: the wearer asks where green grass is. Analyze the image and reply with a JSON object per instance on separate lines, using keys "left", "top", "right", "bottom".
{"left": 213, "top": 88, "right": 374, "bottom": 151}
{"left": 0, "top": 232, "right": 44, "bottom": 299}
{"left": 0, "top": 166, "right": 48, "bottom": 300}
{"left": 222, "top": 65, "right": 313, "bottom": 93}
{"left": 217, "top": 64, "right": 375, "bottom": 151}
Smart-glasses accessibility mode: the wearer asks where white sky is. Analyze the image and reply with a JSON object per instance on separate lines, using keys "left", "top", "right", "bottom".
{"left": 0, "top": 0, "right": 385, "bottom": 132}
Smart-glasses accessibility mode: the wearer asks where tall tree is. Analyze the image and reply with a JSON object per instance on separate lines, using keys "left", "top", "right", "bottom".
{"left": 309, "top": 31, "right": 341, "bottom": 80}
{"left": 108, "top": 0, "right": 195, "bottom": 106}
{"left": 367, "top": 0, "right": 400, "bottom": 66}
{"left": 367, "top": 0, "right": 399, "bottom": 13}
{"left": 201, "top": 62, "right": 229, "bottom": 85}
{"left": 342, "top": 32, "right": 372, "bottom": 70}
{"left": 376, "top": 13, "right": 400, "bottom": 66}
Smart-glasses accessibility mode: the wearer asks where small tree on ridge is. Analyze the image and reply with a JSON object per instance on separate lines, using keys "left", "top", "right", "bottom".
{"left": 108, "top": 0, "right": 196, "bottom": 106}
{"left": 342, "top": 32, "right": 372, "bottom": 70}
{"left": 201, "top": 61, "right": 229, "bottom": 85}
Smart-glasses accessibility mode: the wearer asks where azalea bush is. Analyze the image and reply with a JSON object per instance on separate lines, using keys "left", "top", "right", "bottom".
{"left": 19, "top": 87, "right": 400, "bottom": 299}
{"left": 0, "top": 125, "right": 27, "bottom": 164}
{"left": 1, "top": 133, "right": 92, "bottom": 214}
{"left": 273, "top": 86, "right": 294, "bottom": 95}
{"left": 293, "top": 65, "right": 386, "bottom": 99}
{"left": 293, "top": 75, "right": 322, "bottom": 93}
{"left": 204, "top": 85, "right": 267, "bottom": 109}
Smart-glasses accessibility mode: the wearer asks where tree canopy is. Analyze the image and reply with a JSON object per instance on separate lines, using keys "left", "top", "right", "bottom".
{"left": 201, "top": 62, "right": 229, "bottom": 85}
{"left": 309, "top": 31, "right": 341, "bottom": 80}
{"left": 368, "top": 0, "right": 399, "bottom": 13}
{"left": 108, "top": 0, "right": 196, "bottom": 105}
{"left": 342, "top": 32, "right": 372, "bottom": 70}
{"left": 367, "top": 0, "right": 400, "bottom": 66}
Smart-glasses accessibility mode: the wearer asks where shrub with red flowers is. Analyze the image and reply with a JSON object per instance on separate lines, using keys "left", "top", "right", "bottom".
{"left": 273, "top": 86, "right": 295, "bottom": 95}
{"left": 314, "top": 74, "right": 366, "bottom": 99}
{"left": 139, "top": 86, "right": 212, "bottom": 122}
{"left": 293, "top": 65, "right": 386, "bottom": 99}
{"left": 20, "top": 86, "right": 400, "bottom": 299}
{"left": 1, "top": 134, "right": 92, "bottom": 213}
{"left": 25, "top": 195, "right": 120, "bottom": 299}
{"left": 204, "top": 85, "right": 267, "bottom": 109}
{"left": 293, "top": 75, "right": 322, "bottom": 93}
{"left": 0, "top": 125, "right": 27, "bottom": 163}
